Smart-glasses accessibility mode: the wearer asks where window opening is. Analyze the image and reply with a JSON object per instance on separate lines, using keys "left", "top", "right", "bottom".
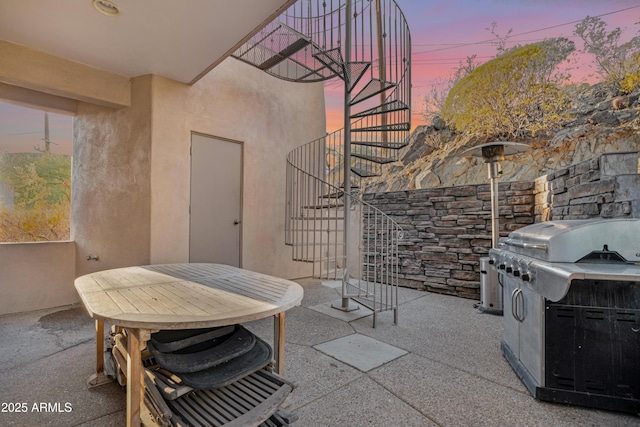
{"left": 0, "top": 102, "right": 73, "bottom": 242}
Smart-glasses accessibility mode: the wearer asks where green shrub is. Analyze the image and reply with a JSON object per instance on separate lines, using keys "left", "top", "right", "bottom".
{"left": 574, "top": 16, "right": 640, "bottom": 93}
{"left": 442, "top": 38, "right": 575, "bottom": 139}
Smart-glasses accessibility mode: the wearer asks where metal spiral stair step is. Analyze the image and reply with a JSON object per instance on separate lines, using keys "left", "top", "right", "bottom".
{"left": 258, "top": 37, "right": 311, "bottom": 70}
{"left": 351, "top": 152, "right": 396, "bottom": 164}
{"left": 350, "top": 100, "right": 409, "bottom": 119}
{"left": 232, "top": 23, "right": 284, "bottom": 61}
{"left": 292, "top": 255, "right": 345, "bottom": 263}
{"left": 232, "top": 20, "right": 337, "bottom": 83}
{"left": 345, "top": 62, "right": 372, "bottom": 90}
{"left": 319, "top": 191, "right": 347, "bottom": 199}
{"left": 349, "top": 79, "right": 396, "bottom": 106}
{"left": 266, "top": 49, "right": 339, "bottom": 82}
{"left": 290, "top": 242, "right": 345, "bottom": 249}
{"left": 319, "top": 183, "right": 360, "bottom": 199}
{"left": 288, "top": 222, "right": 344, "bottom": 229}
{"left": 289, "top": 215, "right": 345, "bottom": 220}
{"left": 350, "top": 139, "right": 409, "bottom": 149}
{"left": 351, "top": 166, "right": 380, "bottom": 178}
{"left": 301, "top": 202, "right": 344, "bottom": 209}
{"left": 288, "top": 229, "right": 344, "bottom": 235}
{"left": 312, "top": 48, "right": 345, "bottom": 78}
{"left": 292, "top": 63, "right": 339, "bottom": 82}
{"left": 351, "top": 122, "right": 411, "bottom": 132}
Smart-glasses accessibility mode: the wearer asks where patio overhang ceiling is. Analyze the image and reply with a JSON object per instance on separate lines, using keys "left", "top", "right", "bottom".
{"left": 0, "top": 0, "right": 296, "bottom": 85}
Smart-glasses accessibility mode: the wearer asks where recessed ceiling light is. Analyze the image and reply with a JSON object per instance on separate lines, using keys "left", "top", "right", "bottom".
{"left": 92, "top": 0, "right": 120, "bottom": 17}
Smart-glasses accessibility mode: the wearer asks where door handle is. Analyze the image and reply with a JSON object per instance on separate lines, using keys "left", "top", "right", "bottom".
{"left": 511, "top": 288, "right": 519, "bottom": 321}
{"left": 515, "top": 289, "right": 525, "bottom": 322}
{"left": 233, "top": 220, "right": 241, "bottom": 225}
{"left": 511, "top": 288, "right": 524, "bottom": 322}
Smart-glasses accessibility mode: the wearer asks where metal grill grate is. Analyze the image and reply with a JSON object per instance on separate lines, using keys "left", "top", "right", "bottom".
{"left": 146, "top": 368, "right": 296, "bottom": 427}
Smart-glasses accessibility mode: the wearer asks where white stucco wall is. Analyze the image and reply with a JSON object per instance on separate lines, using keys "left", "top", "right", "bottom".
{"left": 72, "top": 75, "right": 153, "bottom": 279}
{"left": 0, "top": 46, "right": 326, "bottom": 315}
{"left": 72, "top": 58, "right": 326, "bottom": 281}
{"left": 150, "top": 59, "right": 326, "bottom": 278}
{"left": 0, "top": 242, "right": 76, "bottom": 315}
{"left": 0, "top": 40, "right": 130, "bottom": 108}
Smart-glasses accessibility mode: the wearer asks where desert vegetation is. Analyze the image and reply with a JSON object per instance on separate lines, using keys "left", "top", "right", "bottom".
{"left": 425, "top": 16, "right": 640, "bottom": 141}
{"left": 0, "top": 152, "right": 71, "bottom": 242}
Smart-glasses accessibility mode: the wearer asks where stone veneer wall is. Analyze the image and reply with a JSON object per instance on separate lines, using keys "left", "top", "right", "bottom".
{"left": 362, "top": 151, "right": 639, "bottom": 299}
{"left": 362, "top": 182, "right": 535, "bottom": 298}
{"left": 534, "top": 151, "right": 640, "bottom": 222}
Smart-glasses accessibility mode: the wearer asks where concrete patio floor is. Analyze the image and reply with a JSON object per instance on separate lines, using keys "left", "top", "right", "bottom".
{"left": 0, "top": 278, "right": 638, "bottom": 426}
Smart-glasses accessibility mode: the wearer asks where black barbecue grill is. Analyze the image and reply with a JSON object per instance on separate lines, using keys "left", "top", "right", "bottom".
{"left": 488, "top": 218, "right": 640, "bottom": 413}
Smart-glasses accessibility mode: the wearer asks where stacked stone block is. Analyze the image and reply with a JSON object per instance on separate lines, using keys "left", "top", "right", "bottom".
{"left": 362, "top": 182, "right": 535, "bottom": 299}
{"left": 534, "top": 151, "right": 640, "bottom": 222}
{"left": 363, "top": 151, "right": 639, "bottom": 300}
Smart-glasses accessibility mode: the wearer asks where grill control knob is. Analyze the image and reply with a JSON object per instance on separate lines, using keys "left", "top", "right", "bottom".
{"left": 513, "top": 269, "right": 520, "bottom": 277}
{"left": 506, "top": 266, "right": 513, "bottom": 273}
{"left": 499, "top": 264, "right": 506, "bottom": 270}
{"left": 488, "top": 259, "right": 495, "bottom": 265}
{"left": 521, "top": 273, "right": 531, "bottom": 282}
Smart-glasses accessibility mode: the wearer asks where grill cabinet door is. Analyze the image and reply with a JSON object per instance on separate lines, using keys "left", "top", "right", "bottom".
{"left": 502, "top": 277, "right": 520, "bottom": 358}
{"left": 503, "top": 277, "right": 544, "bottom": 387}
{"left": 518, "top": 286, "right": 544, "bottom": 386}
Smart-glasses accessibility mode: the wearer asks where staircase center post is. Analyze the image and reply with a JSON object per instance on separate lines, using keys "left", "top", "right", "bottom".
{"left": 338, "top": 0, "right": 355, "bottom": 311}
{"left": 375, "top": 0, "right": 388, "bottom": 149}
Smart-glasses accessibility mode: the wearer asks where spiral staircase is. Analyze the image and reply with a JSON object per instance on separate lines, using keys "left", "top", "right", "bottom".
{"left": 232, "top": 0, "right": 411, "bottom": 327}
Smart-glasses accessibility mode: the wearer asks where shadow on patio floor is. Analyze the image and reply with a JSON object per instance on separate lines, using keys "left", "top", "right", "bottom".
{"left": 0, "top": 278, "right": 638, "bottom": 426}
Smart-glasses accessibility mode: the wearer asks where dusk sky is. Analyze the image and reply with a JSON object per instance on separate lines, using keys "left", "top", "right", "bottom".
{"left": 1, "top": 0, "right": 638, "bottom": 153}
{"left": 325, "top": 0, "right": 640, "bottom": 131}
{"left": 0, "top": 103, "right": 73, "bottom": 156}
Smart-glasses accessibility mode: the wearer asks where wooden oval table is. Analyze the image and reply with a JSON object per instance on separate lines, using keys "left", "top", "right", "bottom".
{"left": 75, "top": 263, "right": 304, "bottom": 427}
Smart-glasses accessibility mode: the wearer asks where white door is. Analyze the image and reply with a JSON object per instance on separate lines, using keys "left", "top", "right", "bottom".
{"left": 190, "top": 133, "right": 242, "bottom": 266}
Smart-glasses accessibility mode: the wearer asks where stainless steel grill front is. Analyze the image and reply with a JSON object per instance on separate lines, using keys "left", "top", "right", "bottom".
{"left": 489, "top": 218, "right": 640, "bottom": 413}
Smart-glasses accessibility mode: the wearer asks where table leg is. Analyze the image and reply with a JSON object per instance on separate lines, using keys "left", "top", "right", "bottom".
{"left": 87, "top": 320, "right": 112, "bottom": 388}
{"left": 273, "top": 313, "right": 286, "bottom": 376}
{"left": 126, "top": 328, "right": 150, "bottom": 427}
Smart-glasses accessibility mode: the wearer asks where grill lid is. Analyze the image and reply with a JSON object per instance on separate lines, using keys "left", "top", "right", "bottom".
{"left": 499, "top": 218, "right": 640, "bottom": 263}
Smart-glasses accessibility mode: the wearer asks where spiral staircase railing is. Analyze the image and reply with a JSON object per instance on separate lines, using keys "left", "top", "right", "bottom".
{"left": 232, "top": 0, "right": 410, "bottom": 327}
